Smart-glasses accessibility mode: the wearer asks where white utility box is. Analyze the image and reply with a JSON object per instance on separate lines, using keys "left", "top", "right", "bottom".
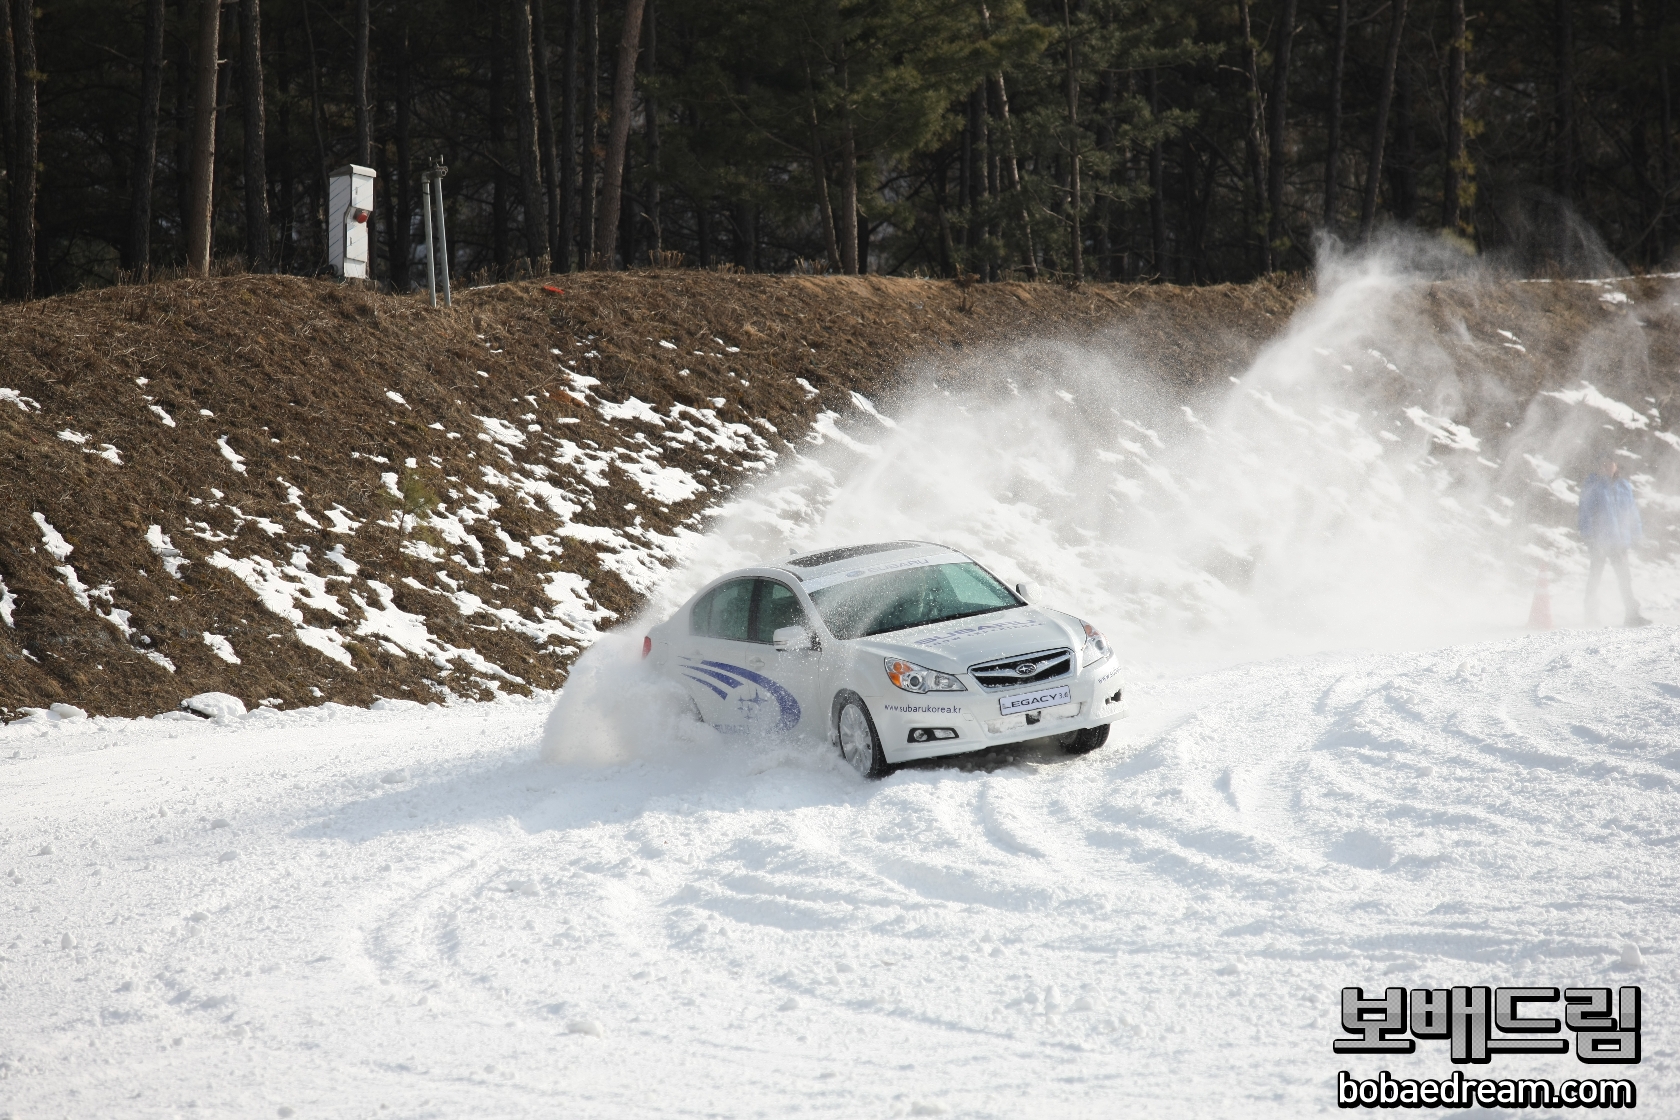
{"left": 328, "top": 164, "right": 377, "bottom": 279}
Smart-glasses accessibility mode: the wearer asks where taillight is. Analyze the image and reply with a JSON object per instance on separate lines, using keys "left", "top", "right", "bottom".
{"left": 641, "top": 635, "right": 652, "bottom": 659}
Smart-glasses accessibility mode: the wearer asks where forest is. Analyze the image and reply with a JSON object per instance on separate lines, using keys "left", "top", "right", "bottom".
{"left": 0, "top": 0, "right": 1675, "bottom": 299}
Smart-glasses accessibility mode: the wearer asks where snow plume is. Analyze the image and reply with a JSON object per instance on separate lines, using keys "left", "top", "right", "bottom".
{"left": 646, "top": 241, "right": 1680, "bottom": 663}
{"left": 540, "top": 630, "right": 726, "bottom": 765}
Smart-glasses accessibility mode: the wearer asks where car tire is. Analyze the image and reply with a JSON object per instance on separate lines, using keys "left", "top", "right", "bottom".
{"left": 1064, "top": 723, "right": 1110, "bottom": 755}
{"left": 833, "top": 692, "right": 889, "bottom": 780}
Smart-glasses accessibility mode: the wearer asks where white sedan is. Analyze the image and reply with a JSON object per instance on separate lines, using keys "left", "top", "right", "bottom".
{"left": 642, "top": 541, "right": 1126, "bottom": 777}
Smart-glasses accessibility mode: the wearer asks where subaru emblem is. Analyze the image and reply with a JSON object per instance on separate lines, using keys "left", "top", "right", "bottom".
{"left": 1015, "top": 663, "right": 1036, "bottom": 676}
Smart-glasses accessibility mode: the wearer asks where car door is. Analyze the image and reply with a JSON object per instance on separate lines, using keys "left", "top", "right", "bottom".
{"left": 680, "top": 577, "right": 822, "bottom": 738}
{"left": 679, "top": 577, "right": 755, "bottom": 730}
{"left": 747, "top": 578, "right": 824, "bottom": 742}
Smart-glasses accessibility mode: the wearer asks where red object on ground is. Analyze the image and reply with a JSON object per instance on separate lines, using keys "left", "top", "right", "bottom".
{"left": 1528, "top": 565, "right": 1554, "bottom": 630}
{"left": 543, "top": 285, "right": 564, "bottom": 294}
{"left": 641, "top": 635, "right": 652, "bottom": 659}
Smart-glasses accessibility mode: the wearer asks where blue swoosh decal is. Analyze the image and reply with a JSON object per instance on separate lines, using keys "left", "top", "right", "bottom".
{"left": 698, "top": 659, "right": 802, "bottom": 732}
{"left": 681, "top": 673, "right": 729, "bottom": 700}
{"left": 687, "top": 665, "right": 746, "bottom": 690}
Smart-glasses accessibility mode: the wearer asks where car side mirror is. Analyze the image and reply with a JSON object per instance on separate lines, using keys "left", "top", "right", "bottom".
{"left": 1015, "top": 581, "right": 1036, "bottom": 603}
{"left": 773, "top": 625, "right": 816, "bottom": 652}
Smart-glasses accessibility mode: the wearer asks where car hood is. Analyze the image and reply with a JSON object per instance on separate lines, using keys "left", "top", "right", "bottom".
{"left": 854, "top": 607, "right": 1082, "bottom": 671}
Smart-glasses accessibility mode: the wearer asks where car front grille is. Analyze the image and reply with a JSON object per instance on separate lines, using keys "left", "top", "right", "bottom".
{"left": 968, "top": 647, "right": 1073, "bottom": 691}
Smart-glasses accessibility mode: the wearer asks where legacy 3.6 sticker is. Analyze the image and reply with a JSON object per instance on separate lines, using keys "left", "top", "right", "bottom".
{"left": 998, "top": 685, "right": 1072, "bottom": 716}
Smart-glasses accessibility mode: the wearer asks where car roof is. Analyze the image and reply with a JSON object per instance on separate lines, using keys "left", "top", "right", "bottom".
{"left": 774, "top": 540, "right": 969, "bottom": 585}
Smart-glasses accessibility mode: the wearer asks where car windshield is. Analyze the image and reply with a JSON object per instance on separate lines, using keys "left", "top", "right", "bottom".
{"left": 808, "top": 562, "right": 1021, "bottom": 639}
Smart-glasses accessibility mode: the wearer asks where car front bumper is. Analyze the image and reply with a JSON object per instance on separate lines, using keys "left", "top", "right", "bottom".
{"left": 869, "top": 659, "right": 1128, "bottom": 764}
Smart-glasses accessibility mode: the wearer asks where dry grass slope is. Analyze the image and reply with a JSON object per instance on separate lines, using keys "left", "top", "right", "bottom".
{"left": 0, "top": 271, "right": 1305, "bottom": 716}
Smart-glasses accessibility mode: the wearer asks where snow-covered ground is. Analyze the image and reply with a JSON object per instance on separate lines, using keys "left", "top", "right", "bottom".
{"left": 3, "top": 623, "right": 1676, "bottom": 1117}
{"left": 7, "top": 253, "right": 1680, "bottom": 1115}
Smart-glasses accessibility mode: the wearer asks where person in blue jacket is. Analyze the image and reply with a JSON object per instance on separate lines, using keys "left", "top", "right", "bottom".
{"left": 1577, "top": 450, "right": 1650, "bottom": 626}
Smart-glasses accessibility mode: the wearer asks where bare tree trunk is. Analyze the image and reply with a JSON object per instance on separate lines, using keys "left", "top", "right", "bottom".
{"left": 1149, "top": 68, "right": 1166, "bottom": 277}
{"left": 353, "top": 0, "right": 370, "bottom": 165}
{"left": 241, "top": 0, "right": 270, "bottom": 270}
{"left": 274, "top": 24, "right": 293, "bottom": 270}
{"left": 512, "top": 0, "right": 548, "bottom": 266}
{"left": 806, "top": 75, "right": 841, "bottom": 273}
{"left": 0, "top": 0, "right": 20, "bottom": 298}
{"left": 489, "top": 1, "right": 508, "bottom": 271}
{"left": 393, "top": 16, "right": 412, "bottom": 288}
{"left": 992, "top": 72, "right": 1037, "bottom": 278}
{"left": 642, "top": 0, "right": 659, "bottom": 256}
{"left": 6, "top": 0, "right": 36, "bottom": 297}
{"left": 1357, "top": 0, "right": 1408, "bottom": 240}
{"left": 302, "top": 0, "right": 329, "bottom": 260}
{"left": 1323, "top": 0, "right": 1347, "bottom": 227}
{"left": 1442, "top": 0, "right": 1465, "bottom": 232}
{"left": 811, "top": 133, "right": 841, "bottom": 273}
{"left": 1238, "top": 0, "right": 1268, "bottom": 271}
{"left": 1553, "top": 0, "right": 1573, "bottom": 201}
{"left": 1660, "top": 62, "right": 1673, "bottom": 259}
{"left": 1392, "top": 62, "right": 1416, "bottom": 220}
{"left": 533, "top": 0, "right": 561, "bottom": 268}
{"left": 580, "top": 0, "right": 598, "bottom": 262}
{"left": 985, "top": 79, "right": 998, "bottom": 279}
{"left": 592, "top": 0, "right": 646, "bottom": 267}
{"left": 559, "top": 0, "right": 577, "bottom": 271}
{"left": 174, "top": 0, "right": 193, "bottom": 246}
{"left": 125, "top": 0, "right": 168, "bottom": 276}
{"left": 186, "top": 0, "right": 222, "bottom": 278}
{"left": 1265, "top": 0, "right": 1298, "bottom": 270}
{"left": 1062, "top": 0, "right": 1082, "bottom": 283}
{"left": 840, "top": 117, "right": 858, "bottom": 274}
{"left": 963, "top": 86, "right": 981, "bottom": 265}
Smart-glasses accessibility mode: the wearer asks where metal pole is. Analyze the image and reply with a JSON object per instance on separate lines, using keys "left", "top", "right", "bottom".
{"left": 420, "top": 170, "right": 438, "bottom": 307}
{"left": 432, "top": 165, "right": 452, "bottom": 308}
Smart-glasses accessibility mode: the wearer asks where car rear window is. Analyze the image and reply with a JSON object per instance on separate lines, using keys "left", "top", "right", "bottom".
{"left": 808, "top": 562, "right": 1020, "bottom": 640}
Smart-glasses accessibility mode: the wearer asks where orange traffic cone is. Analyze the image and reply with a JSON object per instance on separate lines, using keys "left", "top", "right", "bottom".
{"left": 1527, "top": 564, "right": 1554, "bottom": 630}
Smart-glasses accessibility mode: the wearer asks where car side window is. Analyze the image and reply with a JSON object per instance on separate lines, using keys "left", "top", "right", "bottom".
{"left": 690, "top": 578, "right": 754, "bottom": 641}
{"left": 750, "top": 579, "right": 807, "bottom": 643}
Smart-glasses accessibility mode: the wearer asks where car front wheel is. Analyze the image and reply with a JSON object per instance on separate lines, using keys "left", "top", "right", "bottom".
{"left": 833, "top": 692, "right": 889, "bottom": 779}
{"left": 1064, "top": 723, "right": 1110, "bottom": 755}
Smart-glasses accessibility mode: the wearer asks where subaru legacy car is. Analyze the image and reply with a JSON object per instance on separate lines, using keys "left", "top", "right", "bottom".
{"left": 641, "top": 541, "right": 1126, "bottom": 777}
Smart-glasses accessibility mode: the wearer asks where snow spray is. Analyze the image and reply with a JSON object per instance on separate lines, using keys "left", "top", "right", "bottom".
{"left": 544, "top": 237, "right": 1680, "bottom": 760}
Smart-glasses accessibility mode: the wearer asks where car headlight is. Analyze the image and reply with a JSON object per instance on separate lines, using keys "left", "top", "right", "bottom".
{"left": 1080, "top": 620, "right": 1111, "bottom": 666}
{"left": 883, "top": 658, "right": 967, "bottom": 694}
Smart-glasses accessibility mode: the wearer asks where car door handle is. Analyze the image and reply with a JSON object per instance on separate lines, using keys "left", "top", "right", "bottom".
{"left": 747, "top": 656, "right": 766, "bottom": 669}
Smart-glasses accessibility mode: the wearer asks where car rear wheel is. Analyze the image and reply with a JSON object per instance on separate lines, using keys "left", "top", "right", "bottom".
{"left": 1064, "top": 723, "right": 1110, "bottom": 755}
{"left": 833, "top": 693, "right": 888, "bottom": 780}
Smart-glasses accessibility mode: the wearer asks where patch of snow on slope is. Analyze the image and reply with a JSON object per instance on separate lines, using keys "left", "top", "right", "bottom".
{"left": 0, "top": 573, "right": 14, "bottom": 625}
{"left": 849, "top": 391, "right": 897, "bottom": 428}
{"left": 206, "top": 550, "right": 352, "bottom": 666}
{"left": 616, "top": 452, "right": 706, "bottom": 504}
{"left": 33, "top": 512, "right": 73, "bottom": 560}
{"left": 1543, "top": 380, "right": 1650, "bottom": 429}
{"left": 1, "top": 386, "right": 41, "bottom": 411}
{"left": 202, "top": 632, "right": 241, "bottom": 664}
{"left": 807, "top": 410, "right": 880, "bottom": 456}
{"left": 477, "top": 415, "right": 527, "bottom": 447}
{"left": 216, "top": 435, "right": 247, "bottom": 473}
{"left": 1403, "top": 406, "right": 1481, "bottom": 452}
{"left": 146, "top": 524, "right": 190, "bottom": 578}
{"left": 597, "top": 396, "right": 666, "bottom": 427}
{"left": 351, "top": 580, "right": 521, "bottom": 681}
